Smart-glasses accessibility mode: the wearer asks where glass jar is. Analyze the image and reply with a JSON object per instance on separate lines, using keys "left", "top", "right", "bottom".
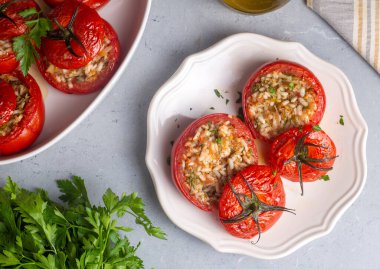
{"left": 223, "top": 0, "right": 289, "bottom": 14}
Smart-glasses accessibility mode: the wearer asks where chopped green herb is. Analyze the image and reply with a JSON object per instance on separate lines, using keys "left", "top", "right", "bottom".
{"left": 226, "top": 99, "right": 230, "bottom": 105}
{"left": 248, "top": 148, "right": 253, "bottom": 156}
{"left": 167, "top": 156, "right": 171, "bottom": 165}
{"left": 12, "top": 8, "right": 52, "bottom": 76}
{"left": 320, "top": 175, "right": 330, "bottom": 181}
{"left": 216, "top": 138, "right": 222, "bottom": 144}
{"left": 210, "top": 129, "right": 217, "bottom": 135}
{"left": 289, "top": 82, "right": 295, "bottom": 90}
{"left": 272, "top": 170, "right": 277, "bottom": 176}
{"left": 312, "top": 125, "right": 322, "bottom": 131}
{"left": 214, "top": 89, "right": 224, "bottom": 99}
{"left": 209, "top": 107, "right": 215, "bottom": 110}
{"left": 339, "top": 115, "right": 344, "bottom": 126}
{"left": 236, "top": 91, "right": 242, "bottom": 104}
{"left": 269, "top": 87, "right": 276, "bottom": 96}
{"left": 186, "top": 172, "right": 197, "bottom": 193}
{"left": 251, "top": 84, "right": 260, "bottom": 93}
{"left": 273, "top": 182, "right": 278, "bottom": 189}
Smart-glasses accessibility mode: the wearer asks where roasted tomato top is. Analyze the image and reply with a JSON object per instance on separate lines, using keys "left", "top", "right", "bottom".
{"left": 171, "top": 113, "right": 258, "bottom": 211}
{"left": 270, "top": 125, "right": 337, "bottom": 195}
{"left": 0, "top": 70, "right": 44, "bottom": 156}
{"left": 43, "top": 0, "right": 109, "bottom": 9}
{"left": 37, "top": 20, "right": 120, "bottom": 94}
{"left": 0, "top": 39, "right": 17, "bottom": 74}
{"left": 219, "top": 165, "right": 294, "bottom": 240}
{"left": 0, "top": 0, "right": 40, "bottom": 39}
{"left": 41, "top": 0, "right": 105, "bottom": 69}
{"left": 242, "top": 60, "right": 326, "bottom": 141}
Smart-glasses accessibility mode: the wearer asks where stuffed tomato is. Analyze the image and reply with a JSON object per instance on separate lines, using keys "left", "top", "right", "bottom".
{"left": 0, "top": 0, "right": 40, "bottom": 73}
{"left": 171, "top": 114, "right": 258, "bottom": 211}
{"left": 270, "top": 125, "right": 337, "bottom": 195}
{"left": 242, "top": 60, "right": 326, "bottom": 141}
{"left": 219, "top": 165, "right": 294, "bottom": 240}
{"left": 37, "top": 0, "right": 120, "bottom": 94}
{"left": 0, "top": 71, "right": 44, "bottom": 155}
{"left": 43, "top": 0, "right": 109, "bottom": 9}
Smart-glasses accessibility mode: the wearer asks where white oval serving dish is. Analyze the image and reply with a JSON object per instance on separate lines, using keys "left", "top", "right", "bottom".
{"left": 146, "top": 33, "right": 368, "bottom": 259}
{"left": 0, "top": 0, "right": 151, "bottom": 165}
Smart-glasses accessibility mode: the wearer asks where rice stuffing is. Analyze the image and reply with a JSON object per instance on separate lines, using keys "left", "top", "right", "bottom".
{"left": 0, "top": 74, "right": 30, "bottom": 136}
{"left": 0, "top": 39, "right": 13, "bottom": 57}
{"left": 247, "top": 71, "right": 318, "bottom": 139}
{"left": 180, "top": 117, "right": 256, "bottom": 206}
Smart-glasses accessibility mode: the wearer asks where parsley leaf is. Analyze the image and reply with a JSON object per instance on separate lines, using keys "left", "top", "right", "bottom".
{"left": 12, "top": 8, "right": 51, "bottom": 76}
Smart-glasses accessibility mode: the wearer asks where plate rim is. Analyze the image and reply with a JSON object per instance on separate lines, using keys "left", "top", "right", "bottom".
{"left": 0, "top": 0, "right": 152, "bottom": 165}
{"left": 145, "top": 33, "right": 368, "bottom": 259}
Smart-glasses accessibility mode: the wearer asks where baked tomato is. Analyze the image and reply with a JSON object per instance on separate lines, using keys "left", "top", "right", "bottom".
{"left": 37, "top": 19, "right": 120, "bottom": 94}
{"left": 43, "top": 0, "right": 109, "bottom": 9}
{"left": 219, "top": 165, "right": 294, "bottom": 241}
{"left": 0, "top": 70, "right": 44, "bottom": 156}
{"left": 0, "top": 39, "right": 17, "bottom": 74}
{"left": 41, "top": 0, "right": 105, "bottom": 69}
{"left": 270, "top": 125, "right": 337, "bottom": 195}
{"left": 0, "top": 0, "right": 40, "bottom": 39}
{"left": 242, "top": 60, "right": 326, "bottom": 141}
{"left": 171, "top": 113, "right": 258, "bottom": 211}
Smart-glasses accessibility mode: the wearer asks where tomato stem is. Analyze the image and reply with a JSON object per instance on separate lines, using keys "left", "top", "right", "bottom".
{"left": 46, "top": 5, "right": 88, "bottom": 58}
{"left": 221, "top": 174, "right": 295, "bottom": 244}
{"left": 0, "top": 0, "right": 18, "bottom": 27}
{"left": 286, "top": 131, "right": 338, "bottom": 196}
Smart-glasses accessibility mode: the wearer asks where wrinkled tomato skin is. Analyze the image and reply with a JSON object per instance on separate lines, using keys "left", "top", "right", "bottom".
{"left": 43, "top": 0, "right": 109, "bottom": 9}
{"left": 219, "top": 165, "right": 285, "bottom": 239}
{"left": 171, "top": 113, "right": 258, "bottom": 212}
{"left": 41, "top": 0, "right": 105, "bottom": 69}
{"left": 242, "top": 60, "right": 326, "bottom": 142}
{"left": 270, "top": 125, "right": 336, "bottom": 182}
{"left": 0, "top": 70, "right": 44, "bottom": 156}
{"left": 0, "top": 0, "right": 40, "bottom": 39}
{"left": 0, "top": 51, "right": 18, "bottom": 74}
{"left": 37, "top": 20, "right": 120, "bottom": 94}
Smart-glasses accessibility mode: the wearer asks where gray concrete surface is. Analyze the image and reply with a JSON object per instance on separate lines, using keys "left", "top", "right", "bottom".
{"left": 2, "top": 0, "right": 380, "bottom": 268}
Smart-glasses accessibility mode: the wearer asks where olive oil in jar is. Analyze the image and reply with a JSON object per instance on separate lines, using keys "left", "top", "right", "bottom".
{"left": 223, "top": 0, "right": 289, "bottom": 14}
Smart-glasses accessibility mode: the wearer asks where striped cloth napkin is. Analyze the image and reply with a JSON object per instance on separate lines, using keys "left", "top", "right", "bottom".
{"left": 307, "top": 0, "right": 380, "bottom": 74}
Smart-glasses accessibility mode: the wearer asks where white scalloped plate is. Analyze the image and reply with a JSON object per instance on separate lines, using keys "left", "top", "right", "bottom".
{"left": 0, "top": 0, "right": 151, "bottom": 165}
{"left": 146, "top": 33, "right": 368, "bottom": 259}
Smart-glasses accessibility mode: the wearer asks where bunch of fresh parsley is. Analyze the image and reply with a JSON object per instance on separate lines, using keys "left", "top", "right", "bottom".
{"left": 0, "top": 176, "right": 166, "bottom": 268}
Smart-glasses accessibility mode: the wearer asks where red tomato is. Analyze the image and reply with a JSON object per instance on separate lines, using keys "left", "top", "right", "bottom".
{"left": 0, "top": 70, "right": 44, "bottom": 156}
{"left": 43, "top": 0, "right": 109, "bottom": 9}
{"left": 219, "top": 165, "right": 294, "bottom": 240}
{"left": 0, "top": 0, "right": 40, "bottom": 39}
{"left": 270, "top": 125, "right": 337, "bottom": 195}
{"left": 0, "top": 79, "right": 16, "bottom": 125}
{"left": 242, "top": 60, "right": 326, "bottom": 141}
{"left": 41, "top": 0, "right": 105, "bottom": 69}
{"left": 171, "top": 113, "right": 258, "bottom": 211}
{"left": 37, "top": 20, "right": 120, "bottom": 94}
{"left": 0, "top": 46, "right": 18, "bottom": 74}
